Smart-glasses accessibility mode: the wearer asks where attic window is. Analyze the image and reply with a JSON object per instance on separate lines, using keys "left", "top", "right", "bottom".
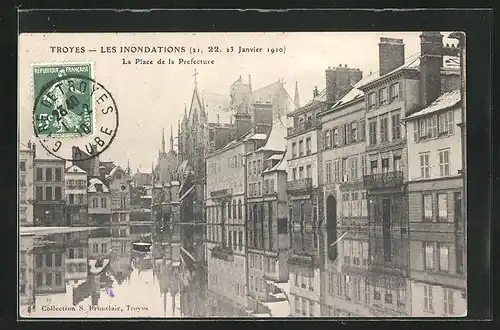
{"left": 116, "top": 173, "right": 121, "bottom": 180}
{"left": 95, "top": 184, "right": 103, "bottom": 193}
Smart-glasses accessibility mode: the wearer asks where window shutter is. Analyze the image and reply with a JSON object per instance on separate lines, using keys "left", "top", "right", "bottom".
{"left": 346, "top": 124, "right": 351, "bottom": 145}
{"left": 448, "top": 111, "right": 455, "bottom": 135}
{"left": 413, "top": 121, "right": 419, "bottom": 142}
{"left": 398, "top": 81, "right": 403, "bottom": 99}
{"left": 360, "top": 119, "right": 366, "bottom": 141}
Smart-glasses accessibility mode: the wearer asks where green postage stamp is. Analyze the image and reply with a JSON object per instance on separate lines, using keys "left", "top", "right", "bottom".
{"left": 33, "top": 63, "right": 94, "bottom": 137}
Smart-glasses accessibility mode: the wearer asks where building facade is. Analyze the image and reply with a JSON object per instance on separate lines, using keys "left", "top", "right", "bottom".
{"left": 405, "top": 90, "right": 466, "bottom": 316}
{"left": 64, "top": 165, "right": 88, "bottom": 226}
{"left": 20, "top": 234, "right": 35, "bottom": 306}
{"left": 33, "top": 234, "right": 66, "bottom": 296}
{"left": 107, "top": 166, "right": 131, "bottom": 256}
{"left": 205, "top": 134, "right": 249, "bottom": 313}
{"left": 19, "top": 142, "right": 35, "bottom": 226}
{"left": 87, "top": 177, "right": 111, "bottom": 226}
{"left": 34, "top": 158, "right": 66, "bottom": 226}
{"left": 64, "top": 231, "right": 89, "bottom": 282}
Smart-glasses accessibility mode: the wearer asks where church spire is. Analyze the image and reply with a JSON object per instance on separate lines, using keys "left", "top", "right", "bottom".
{"left": 294, "top": 81, "right": 300, "bottom": 109}
{"left": 170, "top": 125, "right": 174, "bottom": 151}
{"left": 126, "top": 159, "right": 131, "bottom": 175}
{"left": 161, "top": 128, "right": 165, "bottom": 153}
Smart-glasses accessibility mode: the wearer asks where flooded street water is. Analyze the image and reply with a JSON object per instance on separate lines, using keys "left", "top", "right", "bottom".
{"left": 19, "top": 225, "right": 466, "bottom": 318}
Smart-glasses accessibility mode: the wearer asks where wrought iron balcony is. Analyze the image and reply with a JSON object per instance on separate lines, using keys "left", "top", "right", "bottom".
{"left": 363, "top": 171, "right": 403, "bottom": 189}
{"left": 286, "top": 178, "right": 312, "bottom": 193}
{"left": 287, "top": 118, "right": 318, "bottom": 136}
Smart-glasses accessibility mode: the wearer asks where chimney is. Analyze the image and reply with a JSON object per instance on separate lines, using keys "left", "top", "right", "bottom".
{"left": 325, "top": 65, "right": 363, "bottom": 103}
{"left": 420, "top": 31, "right": 443, "bottom": 107}
{"left": 235, "top": 106, "right": 252, "bottom": 139}
{"left": 379, "top": 37, "right": 405, "bottom": 76}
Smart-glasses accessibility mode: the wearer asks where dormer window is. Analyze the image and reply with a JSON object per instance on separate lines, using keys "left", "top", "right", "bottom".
{"left": 95, "top": 184, "right": 103, "bottom": 193}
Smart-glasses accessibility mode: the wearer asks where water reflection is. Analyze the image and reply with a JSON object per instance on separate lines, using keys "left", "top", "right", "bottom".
{"left": 19, "top": 224, "right": 466, "bottom": 317}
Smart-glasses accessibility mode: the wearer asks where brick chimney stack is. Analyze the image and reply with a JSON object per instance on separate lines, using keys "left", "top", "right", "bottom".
{"left": 379, "top": 37, "right": 405, "bottom": 76}
{"left": 420, "top": 31, "right": 443, "bottom": 107}
{"left": 325, "top": 65, "right": 363, "bottom": 103}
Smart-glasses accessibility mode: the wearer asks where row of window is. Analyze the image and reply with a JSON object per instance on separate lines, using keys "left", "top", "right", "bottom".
{"left": 290, "top": 164, "right": 313, "bottom": 181}
{"left": 423, "top": 242, "right": 453, "bottom": 273}
{"left": 67, "top": 263, "right": 87, "bottom": 273}
{"left": 248, "top": 254, "right": 277, "bottom": 273}
{"left": 248, "top": 158, "right": 263, "bottom": 176}
{"left": 369, "top": 154, "right": 402, "bottom": 175}
{"left": 291, "top": 136, "right": 312, "bottom": 158}
{"left": 35, "top": 253, "right": 63, "bottom": 268}
{"left": 368, "top": 110, "right": 402, "bottom": 146}
{"left": 341, "top": 191, "right": 368, "bottom": 217}
{"left": 36, "top": 167, "right": 63, "bottom": 182}
{"left": 422, "top": 191, "right": 458, "bottom": 223}
{"left": 423, "top": 285, "right": 456, "bottom": 315}
{"left": 67, "top": 248, "right": 85, "bottom": 259}
{"left": 413, "top": 110, "right": 455, "bottom": 143}
{"left": 342, "top": 240, "right": 369, "bottom": 267}
{"left": 111, "top": 213, "right": 128, "bottom": 222}
{"left": 66, "top": 179, "right": 87, "bottom": 190}
{"left": 367, "top": 82, "right": 401, "bottom": 109}
{"left": 419, "top": 149, "right": 451, "bottom": 179}
{"left": 206, "top": 200, "right": 243, "bottom": 222}
{"left": 207, "top": 226, "right": 244, "bottom": 251}
{"left": 324, "top": 119, "right": 366, "bottom": 150}
{"left": 91, "top": 242, "right": 109, "bottom": 254}
{"left": 35, "top": 271, "right": 63, "bottom": 287}
{"left": 293, "top": 294, "right": 316, "bottom": 316}
{"left": 36, "top": 186, "right": 63, "bottom": 201}
{"left": 91, "top": 197, "right": 108, "bottom": 208}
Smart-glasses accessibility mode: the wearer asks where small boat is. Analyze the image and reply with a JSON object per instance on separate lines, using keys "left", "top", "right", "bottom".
{"left": 88, "top": 258, "right": 110, "bottom": 275}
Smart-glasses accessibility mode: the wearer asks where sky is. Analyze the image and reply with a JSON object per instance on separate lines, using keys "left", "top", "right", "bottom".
{"left": 19, "top": 32, "right": 457, "bottom": 172}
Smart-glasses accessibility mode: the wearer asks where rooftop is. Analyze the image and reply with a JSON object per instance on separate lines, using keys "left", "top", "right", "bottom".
{"left": 88, "top": 177, "right": 109, "bottom": 193}
{"left": 405, "top": 89, "right": 461, "bottom": 120}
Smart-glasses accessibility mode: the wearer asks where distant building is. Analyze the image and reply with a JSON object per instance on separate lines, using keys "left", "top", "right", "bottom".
{"left": 87, "top": 177, "right": 111, "bottom": 226}
{"left": 106, "top": 166, "right": 131, "bottom": 252}
{"left": 153, "top": 127, "right": 178, "bottom": 185}
{"left": 19, "top": 142, "right": 35, "bottom": 226}
{"left": 64, "top": 165, "right": 88, "bottom": 226}
{"left": 34, "top": 158, "right": 66, "bottom": 226}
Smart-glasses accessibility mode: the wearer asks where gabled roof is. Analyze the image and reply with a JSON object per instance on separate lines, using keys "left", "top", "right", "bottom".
{"left": 106, "top": 165, "right": 125, "bottom": 179}
{"left": 263, "top": 151, "right": 287, "bottom": 173}
{"left": 66, "top": 164, "right": 86, "bottom": 174}
{"left": 405, "top": 89, "right": 461, "bottom": 121}
{"left": 88, "top": 177, "right": 109, "bottom": 193}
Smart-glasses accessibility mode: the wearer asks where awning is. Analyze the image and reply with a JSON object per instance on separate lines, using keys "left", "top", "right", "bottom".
{"left": 179, "top": 185, "right": 195, "bottom": 202}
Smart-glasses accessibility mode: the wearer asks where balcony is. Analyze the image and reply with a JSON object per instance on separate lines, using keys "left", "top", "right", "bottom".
{"left": 211, "top": 245, "right": 234, "bottom": 261}
{"left": 363, "top": 171, "right": 403, "bottom": 190}
{"left": 287, "top": 118, "right": 318, "bottom": 136}
{"left": 286, "top": 178, "right": 312, "bottom": 193}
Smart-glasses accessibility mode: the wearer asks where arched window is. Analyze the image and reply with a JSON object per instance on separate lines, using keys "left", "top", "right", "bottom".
{"left": 238, "top": 200, "right": 242, "bottom": 219}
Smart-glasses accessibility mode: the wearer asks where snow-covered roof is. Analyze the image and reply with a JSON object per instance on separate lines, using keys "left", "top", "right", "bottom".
{"left": 261, "top": 118, "right": 287, "bottom": 152}
{"left": 105, "top": 165, "right": 124, "bottom": 179}
{"left": 405, "top": 89, "right": 461, "bottom": 120}
{"left": 359, "top": 54, "right": 460, "bottom": 89}
{"left": 266, "top": 154, "right": 283, "bottom": 161}
{"left": 246, "top": 133, "right": 267, "bottom": 141}
{"left": 88, "top": 177, "right": 109, "bottom": 193}
{"left": 263, "top": 152, "right": 287, "bottom": 173}
{"left": 66, "top": 164, "right": 86, "bottom": 174}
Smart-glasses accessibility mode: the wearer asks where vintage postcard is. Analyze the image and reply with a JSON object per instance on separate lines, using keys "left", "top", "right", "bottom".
{"left": 18, "top": 31, "right": 467, "bottom": 318}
